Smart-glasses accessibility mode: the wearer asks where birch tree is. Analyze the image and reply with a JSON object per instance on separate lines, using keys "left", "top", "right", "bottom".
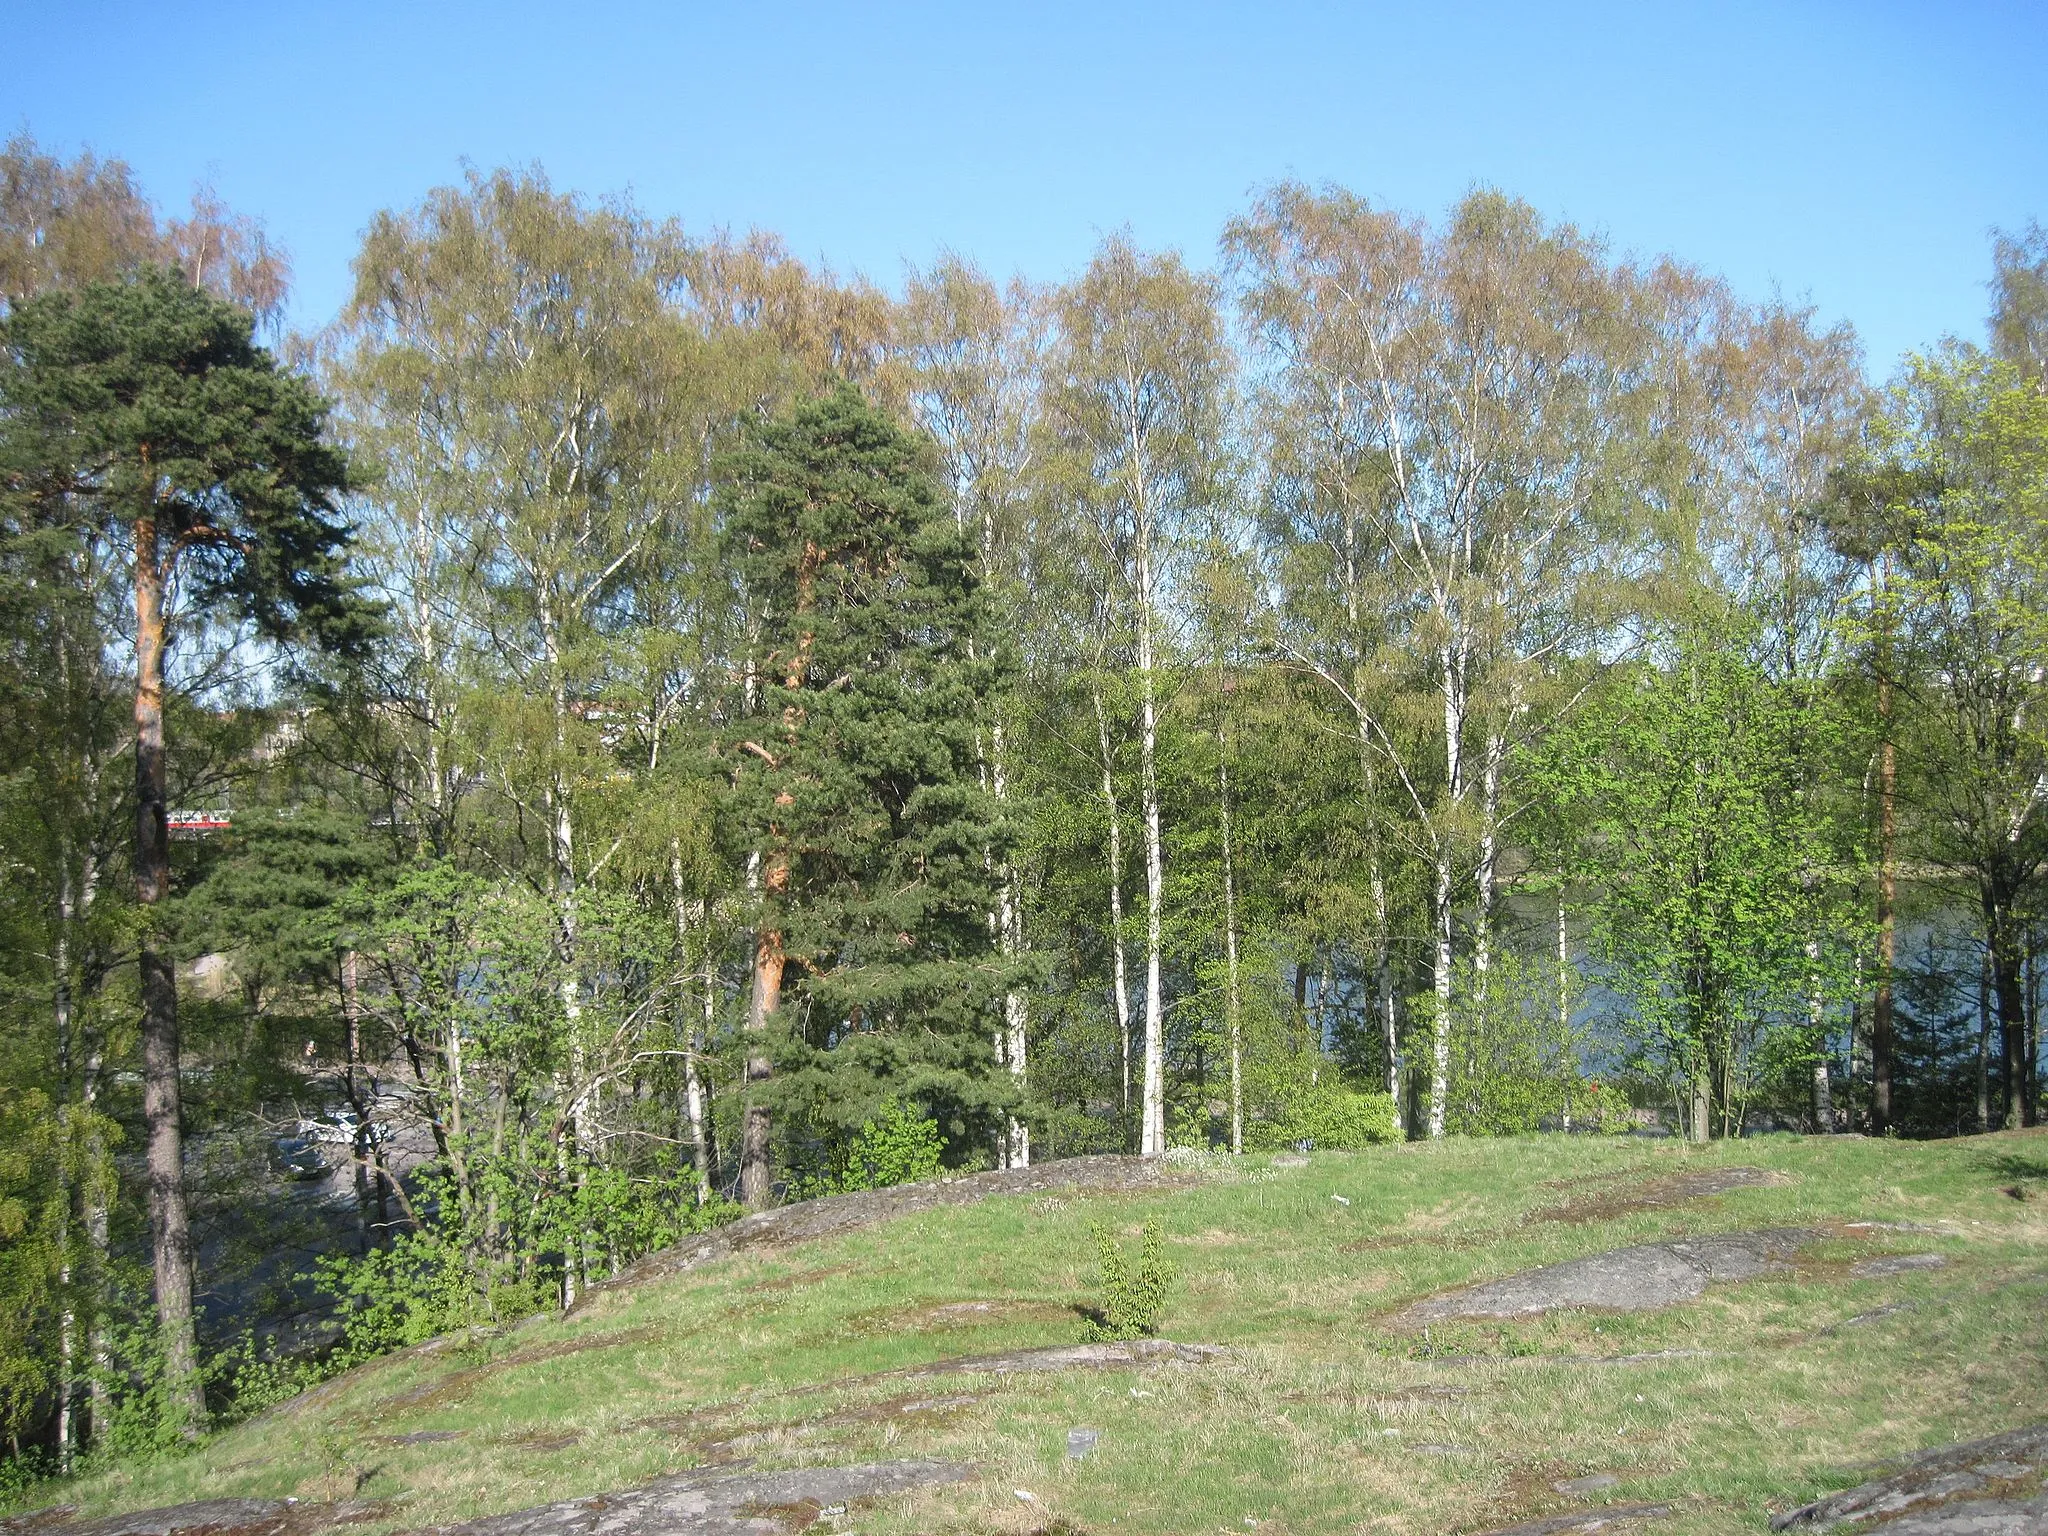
{"left": 1046, "top": 238, "right": 1227, "bottom": 1156}
{"left": 337, "top": 169, "right": 703, "bottom": 1281}
{"left": 1229, "top": 185, "right": 1646, "bottom": 1137}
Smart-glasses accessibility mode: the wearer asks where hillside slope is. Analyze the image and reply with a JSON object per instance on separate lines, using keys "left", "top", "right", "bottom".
{"left": 40, "top": 1132, "right": 2048, "bottom": 1535}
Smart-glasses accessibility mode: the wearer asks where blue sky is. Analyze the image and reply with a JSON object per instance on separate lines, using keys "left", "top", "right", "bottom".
{"left": 5, "top": 0, "right": 2043, "bottom": 370}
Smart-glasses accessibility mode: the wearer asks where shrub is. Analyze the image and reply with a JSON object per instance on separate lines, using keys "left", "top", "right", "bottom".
{"left": 835, "top": 1100, "right": 945, "bottom": 1193}
{"left": 1248, "top": 1081, "right": 1398, "bottom": 1151}
{"left": 1083, "top": 1219, "right": 1174, "bottom": 1341}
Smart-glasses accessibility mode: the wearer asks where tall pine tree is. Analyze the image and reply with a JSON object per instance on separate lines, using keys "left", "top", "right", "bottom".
{"left": 721, "top": 385, "right": 1023, "bottom": 1202}
{"left": 0, "top": 270, "right": 363, "bottom": 1432}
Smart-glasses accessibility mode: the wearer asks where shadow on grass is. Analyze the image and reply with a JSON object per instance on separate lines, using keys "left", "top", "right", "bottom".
{"left": 1973, "top": 1151, "right": 2048, "bottom": 1195}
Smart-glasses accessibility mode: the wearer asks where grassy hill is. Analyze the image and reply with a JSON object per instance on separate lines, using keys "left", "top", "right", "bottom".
{"left": 51, "top": 1131, "right": 2048, "bottom": 1535}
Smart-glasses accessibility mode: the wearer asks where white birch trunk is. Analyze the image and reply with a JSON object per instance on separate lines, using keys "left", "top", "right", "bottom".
{"left": 1094, "top": 687, "right": 1135, "bottom": 1126}
{"left": 1429, "top": 845, "right": 1455, "bottom": 1139}
{"left": 1805, "top": 931, "right": 1833, "bottom": 1133}
{"left": 1219, "top": 750, "right": 1243, "bottom": 1155}
{"left": 1427, "top": 632, "right": 1467, "bottom": 1140}
{"left": 1137, "top": 539, "right": 1167, "bottom": 1157}
{"left": 539, "top": 604, "right": 588, "bottom": 1300}
{"left": 673, "top": 845, "right": 713, "bottom": 1205}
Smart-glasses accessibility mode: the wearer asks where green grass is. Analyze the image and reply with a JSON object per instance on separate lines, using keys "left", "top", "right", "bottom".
{"left": 48, "top": 1130, "right": 2048, "bottom": 1535}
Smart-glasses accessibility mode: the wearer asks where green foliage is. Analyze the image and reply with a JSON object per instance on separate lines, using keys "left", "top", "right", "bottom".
{"left": 721, "top": 385, "right": 1029, "bottom": 1142}
{"left": 1246, "top": 1078, "right": 1398, "bottom": 1152}
{"left": 1082, "top": 1219, "right": 1174, "bottom": 1342}
{"left": 0, "top": 1091, "right": 115, "bottom": 1444}
{"left": 206, "top": 1332, "right": 330, "bottom": 1425}
{"left": 317, "top": 1170, "right": 742, "bottom": 1365}
{"left": 835, "top": 1100, "right": 945, "bottom": 1193}
{"left": 0, "top": 267, "right": 370, "bottom": 650}
{"left": 1530, "top": 619, "right": 1866, "bottom": 1136}
{"left": 1442, "top": 952, "right": 1588, "bottom": 1137}
{"left": 0, "top": 1089, "right": 66, "bottom": 1440}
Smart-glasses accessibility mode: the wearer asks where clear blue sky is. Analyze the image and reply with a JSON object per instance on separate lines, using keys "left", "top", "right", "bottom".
{"left": 5, "top": 0, "right": 2043, "bottom": 371}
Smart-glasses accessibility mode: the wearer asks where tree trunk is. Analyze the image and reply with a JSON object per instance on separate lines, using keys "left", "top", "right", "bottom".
{"left": 1985, "top": 889, "right": 2028, "bottom": 1130}
{"left": 1872, "top": 684, "right": 1896, "bottom": 1134}
{"left": 1977, "top": 945, "right": 1992, "bottom": 1134}
{"left": 1093, "top": 686, "right": 1134, "bottom": 1133}
{"left": 1218, "top": 748, "right": 1243, "bottom": 1155}
{"left": 1474, "top": 726, "right": 1507, "bottom": 1008}
{"left": 673, "top": 855, "right": 714, "bottom": 1206}
{"left": 697, "top": 932, "right": 720, "bottom": 1201}
{"left": 738, "top": 832, "right": 772, "bottom": 1209}
{"left": 342, "top": 949, "right": 377, "bottom": 1254}
{"left": 994, "top": 725, "right": 1029, "bottom": 1168}
{"left": 1136, "top": 545, "right": 1167, "bottom": 1158}
{"left": 54, "top": 847, "right": 80, "bottom": 1468}
{"left": 82, "top": 1032, "right": 110, "bottom": 1452}
{"left": 743, "top": 843, "right": 786, "bottom": 1209}
{"left": 1804, "top": 919, "right": 1832, "bottom": 1134}
{"left": 1428, "top": 844, "right": 1454, "bottom": 1139}
{"left": 541, "top": 609, "right": 592, "bottom": 1296}
{"left": 2027, "top": 928, "right": 2041, "bottom": 1128}
{"left": 1556, "top": 886, "right": 1573, "bottom": 1132}
{"left": 132, "top": 514, "right": 204, "bottom": 1438}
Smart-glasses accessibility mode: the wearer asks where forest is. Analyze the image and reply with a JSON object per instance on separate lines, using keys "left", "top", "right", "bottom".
{"left": 0, "top": 131, "right": 2044, "bottom": 1476}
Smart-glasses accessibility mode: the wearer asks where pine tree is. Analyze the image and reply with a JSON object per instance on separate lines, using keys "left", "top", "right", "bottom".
{"left": 721, "top": 385, "right": 1022, "bottom": 1201}
{"left": 0, "top": 270, "right": 364, "bottom": 1433}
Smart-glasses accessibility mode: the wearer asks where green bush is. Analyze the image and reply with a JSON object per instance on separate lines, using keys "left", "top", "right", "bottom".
{"left": 316, "top": 1168, "right": 741, "bottom": 1366}
{"left": 1083, "top": 1219, "right": 1174, "bottom": 1341}
{"left": 1248, "top": 1082, "right": 1398, "bottom": 1151}
{"left": 834, "top": 1100, "right": 945, "bottom": 1193}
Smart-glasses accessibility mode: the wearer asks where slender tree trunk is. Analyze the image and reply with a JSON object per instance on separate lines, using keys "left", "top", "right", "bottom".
{"left": 342, "top": 950, "right": 376, "bottom": 1254}
{"left": 1218, "top": 747, "right": 1243, "bottom": 1156}
{"left": 698, "top": 934, "right": 719, "bottom": 1200}
{"left": 993, "top": 725, "right": 1029, "bottom": 1168}
{"left": 132, "top": 516, "right": 203, "bottom": 1437}
{"left": 1376, "top": 905, "right": 1398, "bottom": 1115}
{"left": 2026, "top": 928, "right": 2041, "bottom": 1127}
{"left": 1556, "top": 886, "right": 1573, "bottom": 1132}
{"left": 1873, "top": 682, "right": 1896, "bottom": 1134}
{"left": 1985, "top": 889, "right": 2028, "bottom": 1130}
{"left": 77, "top": 1024, "right": 110, "bottom": 1451}
{"left": 1135, "top": 542, "right": 1167, "bottom": 1158}
{"left": 1473, "top": 727, "right": 1506, "bottom": 1007}
{"left": 1427, "top": 629, "right": 1469, "bottom": 1142}
{"left": 1977, "top": 945, "right": 1993, "bottom": 1134}
{"left": 54, "top": 846, "right": 80, "bottom": 1468}
{"left": 1428, "top": 844, "right": 1454, "bottom": 1139}
{"left": 1093, "top": 686, "right": 1134, "bottom": 1132}
{"left": 1805, "top": 919, "right": 1833, "bottom": 1134}
{"left": 744, "top": 824, "right": 790, "bottom": 1208}
{"left": 539, "top": 610, "right": 593, "bottom": 1293}
{"left": 672, "top": 853, "right": 713, "bottom": 1206}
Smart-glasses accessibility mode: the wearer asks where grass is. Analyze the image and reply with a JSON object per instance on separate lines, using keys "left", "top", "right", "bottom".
{"left": 41, "top": 1129, "right": 2048, "bottom": 1535}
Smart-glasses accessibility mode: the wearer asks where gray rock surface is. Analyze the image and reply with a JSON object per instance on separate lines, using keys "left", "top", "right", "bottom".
{"left": 904, "top": 1339, "right": 1226, "bottom": 1376}
{"left": 1473, "top": 1505, "right": 1673, "bottom": 1535}
{"left": 1555, "top": 1475, "right": 1621, "bottom": 1495}
{"left": 1406, "top": 1229, "right": 1817, "bottom": 1320}
{"left": 426, "top": 1461, "right": 973, "bottom": 1536}
{"left": 1856, "top": 1494, "right": 2048, "bottom": 1532}
{"left": 1771, "top": 1424, "right": 2048, "bottom": 1531}
{"left": 18, "top": 1502, "right": 384, "bottom": 1536}
{"left": 1849, "top": 1254, "right": 1948, "bottom": 1279}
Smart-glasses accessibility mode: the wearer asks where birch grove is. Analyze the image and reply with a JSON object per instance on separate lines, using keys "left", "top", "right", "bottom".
{"left": 5, "top": 139, "right": 2044, "bottom": 1456}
